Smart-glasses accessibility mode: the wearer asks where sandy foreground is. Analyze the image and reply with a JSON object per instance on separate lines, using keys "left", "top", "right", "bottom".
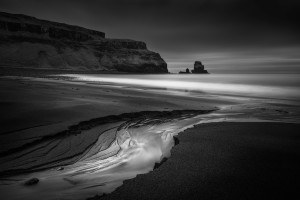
{"left": 98, "top": 122, "right": 300, "bottom": 200}
{"left": 0, "top": 75, "right": 299, "bottom": 200}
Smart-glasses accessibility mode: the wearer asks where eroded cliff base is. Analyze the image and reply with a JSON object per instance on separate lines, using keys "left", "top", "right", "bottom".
{"left": 0, "top": 12, "right": 168, "bottom": 73}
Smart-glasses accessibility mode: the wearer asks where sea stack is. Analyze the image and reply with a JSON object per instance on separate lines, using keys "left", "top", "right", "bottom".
{"left": 179, "top": 61, "right": 209, "bottom": 74}
{"left": 191, "top": 61, "right": 208, "bottom": 74}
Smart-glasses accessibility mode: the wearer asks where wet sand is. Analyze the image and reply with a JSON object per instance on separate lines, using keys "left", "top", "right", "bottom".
{"left": 1, "top": 75, "right": 300, "bottom": 200}
{"left": 98, "top": 122, "right": 300, "bottom": 200}
{"left": 0, "top": 76, "right": 225, "bottom": 136}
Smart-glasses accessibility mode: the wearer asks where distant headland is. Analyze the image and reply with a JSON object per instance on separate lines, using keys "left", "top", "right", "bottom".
{"left": 179, "top": 61, "right": 209, "bottom": 74}
{"left": 0, "top": 11, "right": 168, "bottom": 73}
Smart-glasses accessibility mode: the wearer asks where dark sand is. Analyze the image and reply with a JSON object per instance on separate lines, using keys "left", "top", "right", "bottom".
{"left": 1, "top": 75, "right": 300, "bottom": 200}
{"left": 0, "top": 76, "right": 227, "bottom": 177}
{"left": 0, "top": 76, "right": 229, "bottom": 137}
{"left": 96, "top": 122, "right": 300, "bottom": 200}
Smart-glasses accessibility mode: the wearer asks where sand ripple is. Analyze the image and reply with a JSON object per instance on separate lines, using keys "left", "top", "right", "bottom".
{"left": 0, "top": 110, "right": 212, "bottom": 200}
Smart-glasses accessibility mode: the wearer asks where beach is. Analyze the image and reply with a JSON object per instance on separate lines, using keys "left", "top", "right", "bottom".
{"left": 1, "top": 2, "right": 300, "bottom": 199}
{"left": 98, "top": 122, "right": 300, "bottom": 200}
{"left": 0, "top": 73, "right": 300, "bottom": 200}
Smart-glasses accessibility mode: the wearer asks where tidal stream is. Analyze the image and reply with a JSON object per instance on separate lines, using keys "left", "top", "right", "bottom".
{"left": 1, "top": 103, "right": 298, "bottom": 200}
{"left": 0, "top": 110, "right": 213, "bottom": 200}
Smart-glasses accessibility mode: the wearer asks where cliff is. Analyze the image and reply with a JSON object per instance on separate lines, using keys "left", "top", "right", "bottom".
{"left": 0, "top": 12, "right": 168, "bottom": 73}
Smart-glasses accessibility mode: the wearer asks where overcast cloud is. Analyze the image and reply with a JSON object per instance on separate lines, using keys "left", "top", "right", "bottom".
{"left": 1, "top": 0, "right": 299, "bottom": 73}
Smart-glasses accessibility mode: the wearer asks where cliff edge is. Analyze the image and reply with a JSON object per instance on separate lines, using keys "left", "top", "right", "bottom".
{"left": 0, "top": 12, "right": 168, "bottom": 73}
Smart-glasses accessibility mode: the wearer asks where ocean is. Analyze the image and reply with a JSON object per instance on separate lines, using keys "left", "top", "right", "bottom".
{"left": 64, "top": 73, "right": 300, "bottom": 101}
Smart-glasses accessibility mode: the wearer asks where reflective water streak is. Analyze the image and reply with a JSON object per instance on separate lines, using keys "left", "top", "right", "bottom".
{"left": 60, "top": 74, "right": 300, "bottom": 100}
{"left": 0, "top": 111, "right": 210, "bottom": 200}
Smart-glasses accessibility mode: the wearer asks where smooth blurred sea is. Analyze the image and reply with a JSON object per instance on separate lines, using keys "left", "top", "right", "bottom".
{"left": 65, "top": 73, "right": 300, "bottom": 101}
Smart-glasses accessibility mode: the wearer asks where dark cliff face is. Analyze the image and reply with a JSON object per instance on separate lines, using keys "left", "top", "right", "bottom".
{"left": 0, "top": 12, "right": 168, "bottom": 73}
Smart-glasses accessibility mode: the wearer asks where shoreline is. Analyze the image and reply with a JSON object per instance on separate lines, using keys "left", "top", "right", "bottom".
{"left": 0, "top": 67, "right": 172, "bottom": 78}
{"left": 0, "top": 109, "right": 214, "bottom": 177}
{"left": 0, "top": 109, "right": 219, "bottom": 200}
{"left": 0, "top": 74, "right": 300, "bottom": 200}
{"left": 96, "top": 122, "right": 300, "bottom": 200}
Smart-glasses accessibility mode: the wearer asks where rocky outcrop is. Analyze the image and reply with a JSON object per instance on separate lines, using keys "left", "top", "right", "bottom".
{"left": 178, "top": 61, "right": 208, "bottom": 74}
{"left": 179, "top": 68, "right": 190, "bottom": 74}
{"left": 0, "top": 12, "right": 168, "bottom": 73}
{"left": 191, "top": 61, "right": 208, "bottom": 73}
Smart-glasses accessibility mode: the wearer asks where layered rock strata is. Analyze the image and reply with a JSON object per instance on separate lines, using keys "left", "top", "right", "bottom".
{"left": 0, "top": 12, "right": 168, "bottom": 73}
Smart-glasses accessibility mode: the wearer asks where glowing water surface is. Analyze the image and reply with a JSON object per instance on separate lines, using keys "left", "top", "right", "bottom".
{"left": 0, "top": 112, "right": 212, "bottom": 200}
{"left": 61, "top": 74, "right": 300, "bottom": 101}
{"left": 2, "top": 73, "right": 300, "bottom": 199}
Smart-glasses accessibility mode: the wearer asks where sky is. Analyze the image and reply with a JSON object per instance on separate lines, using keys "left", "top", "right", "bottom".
{"left": 0, "top": 0, "right": 300, "bottom": 73}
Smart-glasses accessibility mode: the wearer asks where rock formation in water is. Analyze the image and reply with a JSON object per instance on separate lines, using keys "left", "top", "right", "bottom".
{"left": 179, "top": 61, "right": 208, "bottom": 74}
{"left": 191, "top": 61, "right": 208, "bottom": 73}
{"left": 179, "top": 68, "right": 190, "bottom": 74}
{"left": 0, "top": 12, "right": 168, "bottom": 73}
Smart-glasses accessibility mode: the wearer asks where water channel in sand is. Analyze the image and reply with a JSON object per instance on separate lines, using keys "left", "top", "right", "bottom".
{"left": 0, "top": 110, "right": 214, "bottom": 200}
{"left": 1, "top": 104, "right": 299, "bottom": 200}
{"left": 1, "top": 73, "right": 300, "bottom": 199}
